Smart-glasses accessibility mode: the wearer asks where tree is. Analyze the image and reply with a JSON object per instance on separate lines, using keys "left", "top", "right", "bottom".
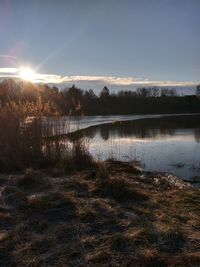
{"left": 100, "top": 86, "right": 110, "bottom": 98}
{"left": 0, "top": 81, "right": 9, "bottom": 105}
{"left": 150, "top": 87, "right": 160, "bottom": 97}
{"left": 161, "top": 88, "right": 170, "bottom": 97}
{"left": 169, "top": 88, "right": 178, "bottom": 97}
{"left": 136, "top": 88, "right": 150, "bottom": 97}
{"left": 196, "top": 85, "right": 200, "bottom": 96}
{"left": 84, "top": 89, "right": 97, "bottom": 99}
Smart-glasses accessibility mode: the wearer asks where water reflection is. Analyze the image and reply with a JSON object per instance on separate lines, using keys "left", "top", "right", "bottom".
{"left": 69, "top": 116, "right": 200, "bottom": 143}
{"left": 195, "top": 129, "right": 200, "bottom": 143}
{"left": 68, "top": 115, "right": 200, "bottom": 182}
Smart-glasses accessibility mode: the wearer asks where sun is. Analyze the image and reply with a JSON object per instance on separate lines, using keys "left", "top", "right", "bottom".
{"left": 19, "top": 67, "right": 36, "bottom": 82}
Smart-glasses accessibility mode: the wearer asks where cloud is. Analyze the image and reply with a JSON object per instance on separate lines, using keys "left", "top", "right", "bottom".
{"left": 59, "top": 76, "right": 198, "bottom": 87}
{"left": 0, "top": 54, "right": 17, "bottom": 59}
{"left": 0, "top": 68, "right": 18, "bottom": 73}
{"left": 0, "top": 67, "right": 199, "bottom": 89}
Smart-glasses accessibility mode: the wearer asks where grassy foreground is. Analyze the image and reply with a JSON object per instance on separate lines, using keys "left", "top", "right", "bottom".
{"left": 0, "top": 160, "right": 199, "bottom": 267}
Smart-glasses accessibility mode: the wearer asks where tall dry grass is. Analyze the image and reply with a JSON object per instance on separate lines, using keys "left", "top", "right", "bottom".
{"left": 0, "top": 101, "right": 93, "bottom": 171}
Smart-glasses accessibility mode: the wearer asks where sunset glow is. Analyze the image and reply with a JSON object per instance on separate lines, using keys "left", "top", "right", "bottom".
{"left": 19, "top": 67, "right": 36, "bottom": 82}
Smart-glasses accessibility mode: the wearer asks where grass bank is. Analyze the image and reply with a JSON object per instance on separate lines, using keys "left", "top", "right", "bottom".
{"left": 0, "top": 160, "right": 199, "bottom": 267}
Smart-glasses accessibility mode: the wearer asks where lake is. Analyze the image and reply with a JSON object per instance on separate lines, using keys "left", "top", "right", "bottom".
{"left": 66, "top": 114, "right": 200, "bottom": 183}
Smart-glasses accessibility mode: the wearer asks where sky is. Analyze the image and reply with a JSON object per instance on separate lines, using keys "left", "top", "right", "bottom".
{"left": 0, "top": 0, "right": 199, "bottom": 93}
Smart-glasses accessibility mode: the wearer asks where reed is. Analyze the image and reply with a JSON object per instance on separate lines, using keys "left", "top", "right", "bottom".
{"left": 0, "top": 102, "right": 93, "bottom": 171}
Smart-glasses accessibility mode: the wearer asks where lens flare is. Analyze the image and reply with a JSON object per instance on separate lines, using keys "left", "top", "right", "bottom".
{"left": 19, "top": 67, "right": 35, "bottom": 81}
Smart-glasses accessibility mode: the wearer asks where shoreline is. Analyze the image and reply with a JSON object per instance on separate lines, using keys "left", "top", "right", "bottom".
{"left": 48, "top": 113, "right": 200, "bottom": 137}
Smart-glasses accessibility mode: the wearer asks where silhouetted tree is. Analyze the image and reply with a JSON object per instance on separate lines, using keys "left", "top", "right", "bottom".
{"left": 0, "top": 79, "right": 199, "bottom": 116}
{"left": 149, "top": 87, "right": 160, "bottom": 97}
{"left": 196, "top": 85, "right": 200, "bottom": 96}
{"left": 160, "top": 88, "right": 177, "bottom": 97}
{"left": 84, "top": 89, "right": 97, "bottom": 99}
{"left": 100, "top": 86, "right": 110, "bottom": 98}
{"left": 136, "top": 88, "right": 150, "bottom": 97}
{"left": 169, "top": 88, "right": 178, "bottom": 96}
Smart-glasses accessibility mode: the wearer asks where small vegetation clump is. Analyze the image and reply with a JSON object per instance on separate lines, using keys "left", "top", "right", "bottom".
{"left": 17, "top": 168, "right": 49, "bottom": 189}
{"left": 26, "top": 191, "right": 76, "bottom": 212}
{"left": 97, "top": 174, "right": 148, "bottom": 202}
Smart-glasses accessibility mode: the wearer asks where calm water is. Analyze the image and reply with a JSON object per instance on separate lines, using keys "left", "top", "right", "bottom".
{"left": 67, "top": 115, "right": 200, "bottom": 183}
{"left": 46, "top": 113, "right": 199, "bottom": 135}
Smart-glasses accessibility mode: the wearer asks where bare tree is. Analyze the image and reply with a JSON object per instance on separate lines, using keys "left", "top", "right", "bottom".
{"left": 196, "top": 85, "right": 200, "bottom": 96}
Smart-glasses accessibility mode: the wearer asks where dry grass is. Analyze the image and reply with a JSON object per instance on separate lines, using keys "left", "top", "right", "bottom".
{"left": 0, "top": 160, "right": 199, "bottom": 266}
{"left": 17, "top": 168, "right": 49, "bottom": 189}
{"left": 96, "top": 169, "right": 148, "bottom": 202}
{"left": 26, "top": 191, "right": 76, "bottom": 212}
{"left": 0, "top": 103, "right": 95, "bottom": 172}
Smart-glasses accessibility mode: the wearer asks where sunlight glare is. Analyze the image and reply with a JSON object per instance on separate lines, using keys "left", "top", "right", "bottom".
{"left": 19, "top": 67, "right": 36, "bottom": 82}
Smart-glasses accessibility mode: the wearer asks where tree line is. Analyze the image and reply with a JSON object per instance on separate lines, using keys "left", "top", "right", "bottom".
{"left": 0, "top": 78, "right": 200, "bottom": 115}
